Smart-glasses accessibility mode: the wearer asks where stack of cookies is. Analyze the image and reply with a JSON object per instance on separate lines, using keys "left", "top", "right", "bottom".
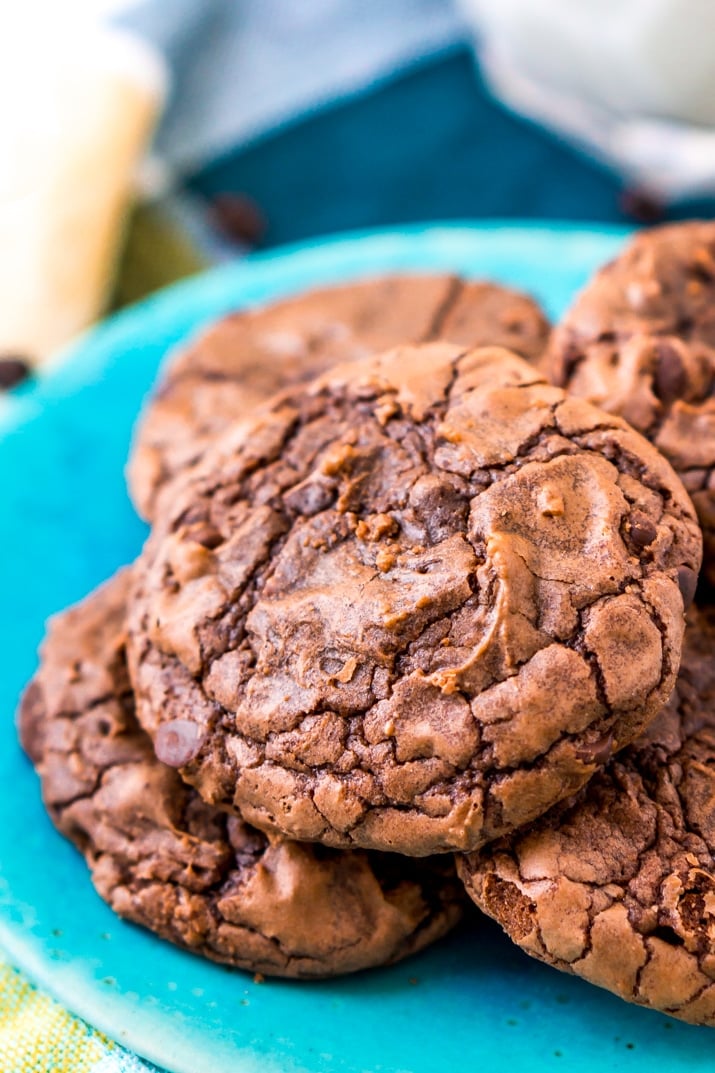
{"left": 19, "top": 222, "right": 715, "bottom": 1024}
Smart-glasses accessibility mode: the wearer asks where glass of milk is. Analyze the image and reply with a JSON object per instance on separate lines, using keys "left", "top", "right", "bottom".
{"left": 0, "top": 9, "right": 166, "bottom": 362}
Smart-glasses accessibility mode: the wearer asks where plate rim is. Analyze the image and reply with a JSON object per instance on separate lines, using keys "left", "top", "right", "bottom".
{"left": 3, "top": 220, "right": 653, "bottom": 1073}
{"left": 2, "top": 220, "right": 632, "bottom": 431}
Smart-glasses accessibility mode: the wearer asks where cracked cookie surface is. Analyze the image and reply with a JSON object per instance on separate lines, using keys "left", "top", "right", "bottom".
{"left": 128, "top": 275, "right": 550, "bottom": 520}
{"left": 128, "top": 343, "right": 702, "bottom": 856}
{"left": 459, "top": 604, "right": 715, "bottom": 1026}
{"left": 19, "top": 570, "right": 463, "bottom": 978}
{"left": 547, "top": 222, "right": 715, "bottom": 583}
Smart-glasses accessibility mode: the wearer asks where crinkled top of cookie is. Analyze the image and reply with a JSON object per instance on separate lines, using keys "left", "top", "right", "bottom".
{"left": 20, "top": 570, "right": 462, "bottom": 978}
{"left": 128, "top": 343, "right": 702, "bottom": 857}
{"left": 128, "top": 275, "right": 550, "bottom": 520}
{"left": 547, "top": 221, "right": 715, "bottom": 581}
{"left": 458, "top": 605, "right": 715, "bottom": 1026}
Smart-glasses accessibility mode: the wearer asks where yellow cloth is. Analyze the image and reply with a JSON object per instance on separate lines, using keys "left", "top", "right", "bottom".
{"left": 0, "top": 956, "right": 154, "bottom": 1072}
{"left": 111, "top": 203, "right": 206, "bottom": 312}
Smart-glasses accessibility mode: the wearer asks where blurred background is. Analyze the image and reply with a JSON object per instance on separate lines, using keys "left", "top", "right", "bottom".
{"left": 3, "top": 0, "right": 715, "bottom": 379}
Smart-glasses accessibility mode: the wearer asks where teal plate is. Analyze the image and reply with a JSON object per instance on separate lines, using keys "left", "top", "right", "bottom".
{"left": 2, "top": 224, "right": 712, "bottom": 1071}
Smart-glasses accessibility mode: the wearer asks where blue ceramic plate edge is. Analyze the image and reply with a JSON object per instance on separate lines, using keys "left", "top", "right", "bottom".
{"left": 1, "top": 221, "right": 632, "bottom": 438}
{"left": 0, "top": 221, "right": 647, "bottom": 1073}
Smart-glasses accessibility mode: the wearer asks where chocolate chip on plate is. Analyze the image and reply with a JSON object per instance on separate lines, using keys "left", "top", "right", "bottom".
{"left": 0, "top": 356, "right": 31, "bottom": 390}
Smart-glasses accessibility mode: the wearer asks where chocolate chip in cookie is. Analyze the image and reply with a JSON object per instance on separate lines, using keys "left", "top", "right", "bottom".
{"left": 128, "top": 276, "right": 550, "bottom": 520}
{"left": 459, "top": 603, "right": 715, "bottom": 1026}
{"left": 128, "top": 343, "right": 701, "bottom": 857}
{"left": 548, "top": 221, "right": 715, "bottom": 584}
{"left": 19, "top": 571, "right": 463, "bottom": 978}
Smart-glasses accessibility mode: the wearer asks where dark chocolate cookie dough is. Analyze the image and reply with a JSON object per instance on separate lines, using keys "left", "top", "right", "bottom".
{"left": 19, "top": 571, "right": 462, "bottom": 978}
{"left": 128, "top": 275, "right": 550, "bottom": 520}
{"left": 459, "top": 605, "right": 715, "bottom": 1026}
{"left": 127, "top": 343, "right": 701, "bottom": 856}
{"left": 548, "top": 222, "right": 715, "bottom": 583}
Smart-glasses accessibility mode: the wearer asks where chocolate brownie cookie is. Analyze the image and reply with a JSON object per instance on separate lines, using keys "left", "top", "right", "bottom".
{"left": 127, "top": 343, "right": 701, "bottom": 857}
{"left": 548, "top": 222, "right": 715, "bottom": 583}
{"left": 459, "top": 604, "right": 715, "bottom": 1026}
{"left": 128, "top": 275, "right": 550, "bottom": 520}
{"left": 19, "top": 571, "right": 463, "bottom": 977}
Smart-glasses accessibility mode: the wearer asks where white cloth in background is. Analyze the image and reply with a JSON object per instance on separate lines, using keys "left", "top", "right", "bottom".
{"left": 115, "top": 0, "right": 467, "bottom": 175}
{"left": 459, "top": 0, "right": 715, "bottom": 201}
{"left": 15, "top": 0, "right": 715, "bottom": 199}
